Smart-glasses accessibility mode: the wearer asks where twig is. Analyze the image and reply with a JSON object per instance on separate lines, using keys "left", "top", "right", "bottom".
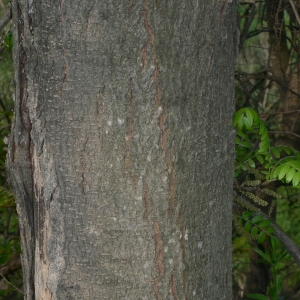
{"left": 239, "top": 3, "right": 257, "bottom": 49}
{"left": 260, "top": 109, "right": 300, "bottom": 116}
{"left": 0, "top": 273, "right": 24, "bottom": 295}
{"left": 0, "top": 4, "right": 11, "bottom": 33}
{"left": 268, "top": 131, "right": 300, "bottom": 138}
{"left": 0, "top": 0, "right": 5, "bottom": 10}
{"left": 289, "top": 0, "right": 300, "bottom": 26}
{"left": 233, "top": 192, "right": 300, "bottom": 268}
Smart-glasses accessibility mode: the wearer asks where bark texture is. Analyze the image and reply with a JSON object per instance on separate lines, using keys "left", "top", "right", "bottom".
{"left": 7, "top": 0, "right": 237, "bottom": 299}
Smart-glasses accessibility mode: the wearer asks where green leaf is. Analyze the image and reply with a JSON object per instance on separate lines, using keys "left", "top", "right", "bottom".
{"left": 246, "top": 293, "right": 269, "bottom": 300}
{"left": 286, "top": 167, "right": 296, "bottom": 183}
{"left": 238, "top": 117, "right": 244, "bottom": 130}
{"left": 256, "top": 155, "right": 264, "bottom": 164}
{"left": 265, "top": 226, "right": 275, "bottom": 234}
{"left": 269, "top": 285, "right": 277, "bottom": 300}
{"left": 264, "top": 153, "right": 272, "bottom": 162}
{"left": 271, "top": 147, "right": 280, "bottom": 158}
{"left": 276, "top": 276, "right": 283, "bottom": 295}
{"left": 248, "top": 159, "right": 255, "bottom": 168}
{"left": 270, "top": 236, "right": 278, "bottom": 250}
{"left": 292, "top": 172, "right": 300, "bottom": 186}
{"left": 258, "top": 219, "right": 271, "bottom": 228}
{"left": 282, "top": 146, "right": 291, "bottom": 155}
{"left": 234, "top": 170, "right": 241, "bottom": 177}
{"left": 276, "top": 249, "right": 288, "bottom": 262}
{"left": 258, "top": 140, "right": 269, "bottom": 153}
{"left": 233, "top": 109, "right": 245, "bottom": 126}
{"left": 244, "top": 221, "right": 251, "bottom": 232}
{"left": 264, "top": 163, "right": 271, "bottom": 169}
{"left": 289, "top": 160, "right": 300, "bottom": 171}
{"left": 240, "top": 140, "right": 252, "bottom": 148}
{"left": 237, "top": 129, "right": 247, "bottom": 139}
{"left": 244, "top": 116, "right": 253, "bottom": 130}
{"left": 251, "top": 215, "right": 264, "bottom": 224}
{"left": 235, "top": 137, "right": 241, "bottom": 144}
{"left": 246, "top": 108, "right": 253, "bottom": 119}
{"left": 278, "top": 164, "right": 291, "bottom": 180}
{"left": 257, "top": 231, "right": 266, "bottom": 244}
{"left": 242, "top": 211, "right": 253, "bottom": 220}
{"left": 271, "top": 165, "right": 283, "bottom": 179}
{"left": 251, "top": 226, "right": 259, "bottom": 236}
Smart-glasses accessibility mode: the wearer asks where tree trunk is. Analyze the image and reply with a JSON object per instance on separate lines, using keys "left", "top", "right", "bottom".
{"left": 7, "top": 0, "right": 237, "bottom": 299}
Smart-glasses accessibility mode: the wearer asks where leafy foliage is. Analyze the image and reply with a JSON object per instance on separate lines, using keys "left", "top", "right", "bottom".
{"left": 233, "top": 107, "right": 300, "bottom": 299}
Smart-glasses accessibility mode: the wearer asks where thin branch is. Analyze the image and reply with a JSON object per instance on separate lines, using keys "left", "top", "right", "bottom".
{"left": 0, "top": 0, "right": 5, "bottom": 10}
{"left": 246, "top": 28, "right": 299, "bottom": 54}
{"left": 233, "top": 192, "right": 300, "bottom": 268}
{"left": 0, "top": 273, "right": 23, "bottom": 295}
{"left": 289, "top": 0, "right": 300, "bottom": 26}
{"left": 260, "top": 109, "right": 300, "bottom": 116}
{"left": 269, "top": 131, "right": 300, "bottom": 138}
{"left": 0, "top": 4, "right": 11, "bottom": 33}
{"left": 240, "top": 3, "right": 257, "bottom": 49}
{"left": 0, "top": 254, "right": 22, "bottom": 277}
{"left": 236, "top": 70, "right": 300, "bottom": 99}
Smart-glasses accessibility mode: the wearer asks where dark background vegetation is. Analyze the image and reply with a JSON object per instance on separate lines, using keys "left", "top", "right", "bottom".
{"left": 0, "top": 0, "right": 300, "bottom": 299}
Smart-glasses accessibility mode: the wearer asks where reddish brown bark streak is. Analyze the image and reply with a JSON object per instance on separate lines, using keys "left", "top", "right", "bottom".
{"left": 170, "top": 272, "right": 179, "bottom": 300}
{"left": 153, "top": 216, "right": 164, "bottom": 300}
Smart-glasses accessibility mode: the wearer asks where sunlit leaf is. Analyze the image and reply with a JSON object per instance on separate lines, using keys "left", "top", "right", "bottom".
{"left": 278, "top": 164, "right": 291, "bottom": 180}
{"left": 292, "top": 172, "right": 300, "bottom": 186}
{"left": 285, "top": 168, "right": 296, "bottom": 183}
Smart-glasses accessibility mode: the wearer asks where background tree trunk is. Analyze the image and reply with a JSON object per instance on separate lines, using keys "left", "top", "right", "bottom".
{"left": 7, "top": 0, "right": 237, "bottom": 298}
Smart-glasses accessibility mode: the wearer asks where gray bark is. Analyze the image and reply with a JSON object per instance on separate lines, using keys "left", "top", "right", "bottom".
{"left": 7, "top": 0, "right": 237, "bottom": 299}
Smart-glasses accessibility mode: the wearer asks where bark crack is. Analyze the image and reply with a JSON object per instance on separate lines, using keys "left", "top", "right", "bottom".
{"left": 178, "top": 202, "right": 188, "bottom": 299}
{"left": 153, "top": 216, "right": 164, "bottom": 300}
{"left": 142, "top": 177, "right": 151, "bottom": 220}
{"left": 170, "top": 272, "right": 179, "bottom": 300}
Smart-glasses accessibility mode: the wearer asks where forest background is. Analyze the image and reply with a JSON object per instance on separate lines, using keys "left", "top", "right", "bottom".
{"left": 1, "top": 0, "right": 300, "bottom": 299}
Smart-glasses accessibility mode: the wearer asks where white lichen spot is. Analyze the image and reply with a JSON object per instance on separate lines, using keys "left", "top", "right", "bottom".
{"left": 3, "top": 136, "right": 8, "bottom": 145}
{"left": 193, "top": 290, "right": 196, "bottom": 296}
{"left": 164, "top": 247, "right": 168, "bottom": 253}
{"left": 117, "top": 118, "right": 124, "bottom": 125}
{"left": 168, "top": 238, "right": 176, "bottom": 244}
{"left": 197, "top": 241, "right": 203, "bottom": 249}
{"left": 184, "top": 230, "right": 188, "bottom": 241}
{"left": 107, "top": 120, "right": 113, "bottom": 126}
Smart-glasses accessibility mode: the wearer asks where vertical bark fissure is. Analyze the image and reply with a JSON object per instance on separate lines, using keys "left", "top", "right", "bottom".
{"left": 7, "top": 1, "right": 35, "bottom": 298}
{"left": 153, "top": 216, "right": 164, "bottom": 300}
{"left": 170, "top": 271, "right": 179, "bottom": 300}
